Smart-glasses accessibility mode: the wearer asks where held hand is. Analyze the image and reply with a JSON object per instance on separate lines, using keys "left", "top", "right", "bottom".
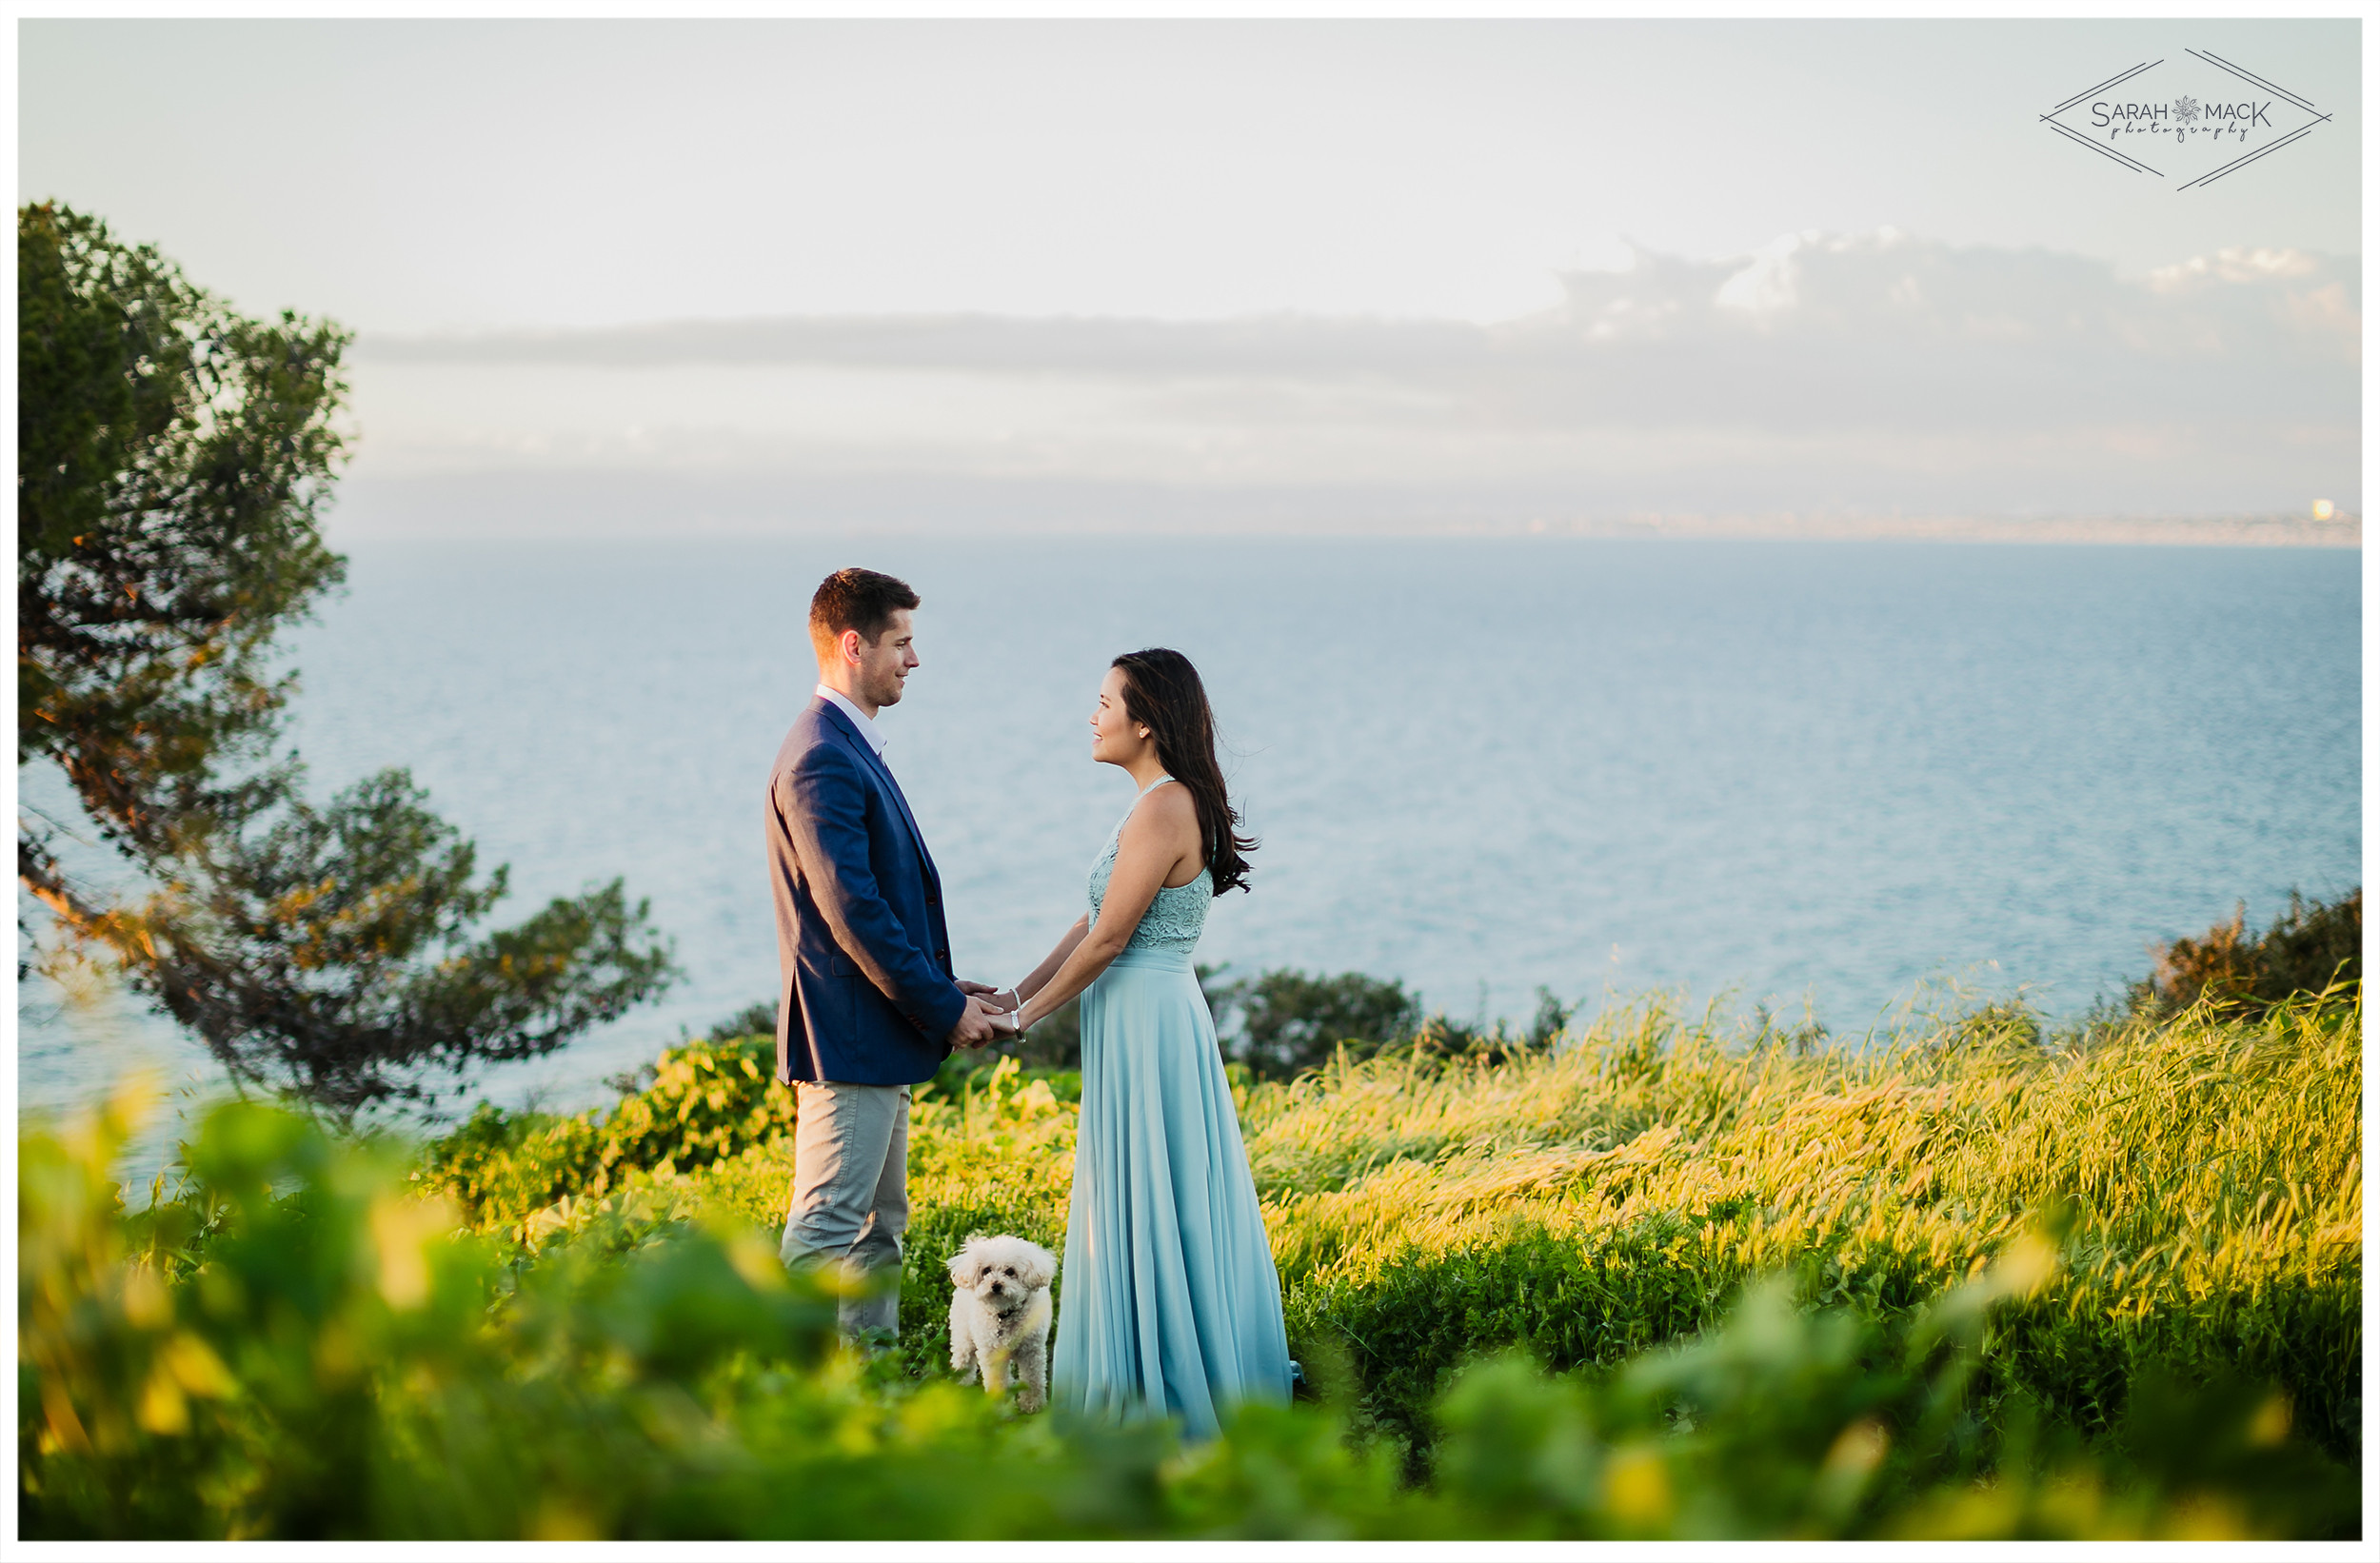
{"left": 958, "top": 979, "right": 1021, "bottom": 1013}
{"left": 948, "top": 994, "right": 1003, "bottom": 1050}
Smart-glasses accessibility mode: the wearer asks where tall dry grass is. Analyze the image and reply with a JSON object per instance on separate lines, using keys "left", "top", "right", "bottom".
{"left": 1237, "top": 991, "right": 2359, "bottom": 1454}
{"left": 426, "top": 985, "right": 2360, "bottom": 1461}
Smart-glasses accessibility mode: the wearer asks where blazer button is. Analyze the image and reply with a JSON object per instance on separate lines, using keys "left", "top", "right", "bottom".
{"left": 925, "top": 890, "right": 939, "bottom": 905}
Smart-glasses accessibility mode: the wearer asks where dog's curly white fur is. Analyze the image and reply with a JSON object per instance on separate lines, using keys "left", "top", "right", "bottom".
{"left": 946, "top": 1233, "right": 1056, "bottom": 1412}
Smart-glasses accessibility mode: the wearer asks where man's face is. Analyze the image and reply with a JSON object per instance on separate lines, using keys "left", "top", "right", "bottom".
{"left": 852, "top": 608, "right": 919, "bottom": 709}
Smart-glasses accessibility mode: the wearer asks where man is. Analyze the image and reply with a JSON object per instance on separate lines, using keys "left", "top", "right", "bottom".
{"left": 766, "top": 567, "right": 1007, "bottom": 1343}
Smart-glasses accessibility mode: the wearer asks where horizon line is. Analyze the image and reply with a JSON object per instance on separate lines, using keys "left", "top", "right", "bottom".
{"left": 322, "top": 511, "right": 2363, "bottom": 549}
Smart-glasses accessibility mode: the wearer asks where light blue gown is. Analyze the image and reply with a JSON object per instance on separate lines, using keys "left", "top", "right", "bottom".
{"left": 1050, "top": 777, "right": 1294, "bottom": 1439}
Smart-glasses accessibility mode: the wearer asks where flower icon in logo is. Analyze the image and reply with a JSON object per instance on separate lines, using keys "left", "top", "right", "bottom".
{"left": 2173, "top": 95, "right": 2201, "bottom": 124}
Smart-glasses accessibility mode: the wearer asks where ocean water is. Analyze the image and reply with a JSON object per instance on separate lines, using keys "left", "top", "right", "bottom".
{"left": 17, "top": 535, "right": 2361, "bottom": 1148}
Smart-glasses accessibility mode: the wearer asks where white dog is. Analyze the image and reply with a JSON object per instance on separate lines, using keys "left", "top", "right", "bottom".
{"left": 946, "top": 1232, "right": 1056, "bottom": 1412}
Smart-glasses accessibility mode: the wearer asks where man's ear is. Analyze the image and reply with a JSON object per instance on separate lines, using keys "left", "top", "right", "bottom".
{"left": 839, "top": 627, "right": 865, "bottom": 665}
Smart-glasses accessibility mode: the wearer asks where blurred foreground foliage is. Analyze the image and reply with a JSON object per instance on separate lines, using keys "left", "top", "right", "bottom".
{"left": 25, "top": 1084, "right": 2357, "bottom": 1539}
{"left": 24, "top": 971, "right": 2361, "bottom": 1538}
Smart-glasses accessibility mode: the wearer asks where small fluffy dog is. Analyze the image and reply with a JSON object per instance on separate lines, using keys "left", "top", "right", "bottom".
{"left": 946, "top": 1232, "right": 1057, "bottom": 1412}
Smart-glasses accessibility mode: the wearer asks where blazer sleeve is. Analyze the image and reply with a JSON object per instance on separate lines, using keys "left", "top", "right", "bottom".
{"left": 777, "top": 742, "right": 968, "bottom": 1042}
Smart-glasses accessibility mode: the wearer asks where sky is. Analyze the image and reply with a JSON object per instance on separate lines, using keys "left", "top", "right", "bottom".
{"left": 18, "top": 17, "right": 2365, "bottom": 528}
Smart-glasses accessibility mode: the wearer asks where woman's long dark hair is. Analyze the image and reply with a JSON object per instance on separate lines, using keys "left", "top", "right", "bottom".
{"left": 1111, "top": 648, "right": 1256, "bottom": 896}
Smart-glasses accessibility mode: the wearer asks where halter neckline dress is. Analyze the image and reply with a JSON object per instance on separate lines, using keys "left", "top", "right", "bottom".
{"left": 1048, "top": 776, "right": 1294, "bottom": 1439}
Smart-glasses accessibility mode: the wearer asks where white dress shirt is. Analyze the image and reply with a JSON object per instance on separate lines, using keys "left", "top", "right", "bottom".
{"left": 816, "top": 683, "right": 887, "bottom": 756}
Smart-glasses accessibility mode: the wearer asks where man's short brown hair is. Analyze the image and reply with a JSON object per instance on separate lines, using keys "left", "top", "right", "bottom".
{"left": 809, "top": 567, "right": 921, "bottom": 654}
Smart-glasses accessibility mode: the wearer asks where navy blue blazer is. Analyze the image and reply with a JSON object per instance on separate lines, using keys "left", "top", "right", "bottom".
{"left": 764, "top": 697, "right": 967, "bottom": 1085}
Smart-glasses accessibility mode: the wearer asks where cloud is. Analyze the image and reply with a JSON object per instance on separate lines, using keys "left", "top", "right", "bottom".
{"left": 337, "top": 230, "right": 2359, "bottom": 531}
{"left": 1534, "top": 230, "right": 2356, "bottom": 429}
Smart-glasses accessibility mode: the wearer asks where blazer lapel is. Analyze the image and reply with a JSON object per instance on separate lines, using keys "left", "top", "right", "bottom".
{"left": 814, "top": 698, "right": 938, "bottom": 876}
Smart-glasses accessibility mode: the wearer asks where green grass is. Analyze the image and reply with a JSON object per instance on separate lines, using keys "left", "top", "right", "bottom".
{"left": 21, "top": 986, "right": 2361, "bottom": 1538}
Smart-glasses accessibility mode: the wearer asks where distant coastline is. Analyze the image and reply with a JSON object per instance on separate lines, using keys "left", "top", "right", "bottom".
{"left": 1507, "top": 511, "right": 2363, "bottom": 548}
{"left": 325, "top": 470, "right": 2363, "bottom": 548}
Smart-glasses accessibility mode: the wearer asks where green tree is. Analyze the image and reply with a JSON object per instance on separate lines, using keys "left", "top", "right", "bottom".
{"left": 18, "top": 202, "right": 675, "bottom": 1115}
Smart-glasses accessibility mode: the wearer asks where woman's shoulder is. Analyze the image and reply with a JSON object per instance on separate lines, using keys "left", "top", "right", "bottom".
{"left": 1125, "top": 778, "right": 1200, "bottom": 834}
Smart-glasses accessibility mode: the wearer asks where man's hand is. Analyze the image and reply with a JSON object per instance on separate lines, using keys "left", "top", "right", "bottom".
{"left": 960, "top": 979, "right": 1021, "bottom": 1017}
{"left": 948, "top": 993, "right": 1004, "bottom": 1050}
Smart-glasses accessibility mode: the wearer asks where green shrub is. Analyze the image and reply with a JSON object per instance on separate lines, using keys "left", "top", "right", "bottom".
{"left": 703, "top": 1000, "right": 780, "bottom": 1045}
{"left": 1215, "top": 967, "right": 1425, "bottom": 1079}
{"left": 420, "top": 1034, "right": 797, "bottom": 1228}
{"left": 2131, "top": 887, "right": 2361, "bottom": 1019}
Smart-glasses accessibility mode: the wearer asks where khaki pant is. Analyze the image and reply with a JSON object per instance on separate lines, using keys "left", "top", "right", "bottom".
{"left": 780, "top": 1079, "right": 911, "bottom": 1341}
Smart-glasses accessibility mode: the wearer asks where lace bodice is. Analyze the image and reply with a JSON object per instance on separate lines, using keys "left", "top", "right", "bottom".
{"left": 1087, "top": 779, "right": 1211, "bottom": 956}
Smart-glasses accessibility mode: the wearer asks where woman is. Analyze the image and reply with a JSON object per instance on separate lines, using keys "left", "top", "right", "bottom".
{"left": 989, "top": 648, "right": 1293, "bottom": 1438}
